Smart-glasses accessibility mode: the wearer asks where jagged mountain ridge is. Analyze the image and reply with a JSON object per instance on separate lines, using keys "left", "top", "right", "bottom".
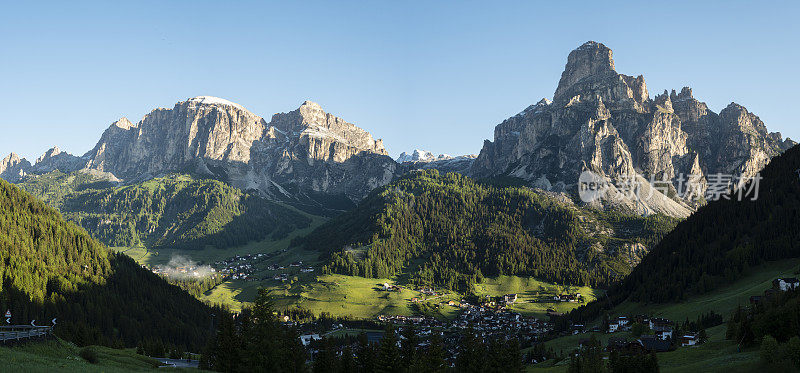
{"left": 4, "top": 97, "right": 396, "bottom": 203}
{"left": 471, "top": 41, "right": 794, "bottom": 217}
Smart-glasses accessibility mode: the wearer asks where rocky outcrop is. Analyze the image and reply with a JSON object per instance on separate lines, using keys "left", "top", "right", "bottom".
{"left": 2, "top": 147, "right": 88, "bottom": 182}
{"left": 472, "top": 41, "right": 794, "bottom": 217}
{"left": 0, "top": 153, "right": 31, "bottom": 182}
{"left": 30, "top": 146, "right": 86, "bottom": 174}
{"left": 77, "top": 97, "right": 394, "bottom": 201}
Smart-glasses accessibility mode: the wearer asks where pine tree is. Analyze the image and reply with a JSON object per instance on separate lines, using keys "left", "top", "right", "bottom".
{"left": 455, "top": 330, "right": 486, "bottom": 373}
{"left": 314, "top": 338, "right": 337, "bottom": 373}
{"left": 356, "top": 332, "right": 377, "bottom": 373}
{"left": 400, "top": 326, "right": 418, "bottom": 369}
{"left": 376, "top": 326, "right": 402, "bottom": 373}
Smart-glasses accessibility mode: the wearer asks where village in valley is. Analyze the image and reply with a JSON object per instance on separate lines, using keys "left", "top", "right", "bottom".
{"left": 141, "top": 239, "right": 800, "bottom": 367}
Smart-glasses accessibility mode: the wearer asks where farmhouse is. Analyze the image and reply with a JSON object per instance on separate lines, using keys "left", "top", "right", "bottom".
{"left": 680, "top": 333, "right": 700, "bottom": 346}
{"left": 773, "top": 277, "right": 800, "bottom": 291}
{"left": 504, "top": 294, "right": 518, "bottom": 304}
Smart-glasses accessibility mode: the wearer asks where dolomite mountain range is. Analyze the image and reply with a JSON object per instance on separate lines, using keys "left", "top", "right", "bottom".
{"left": 1, "top": 41, "right": 794, "bottom": 217}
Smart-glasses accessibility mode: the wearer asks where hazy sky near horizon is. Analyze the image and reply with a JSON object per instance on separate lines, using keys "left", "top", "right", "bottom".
{"left": 2, "top": 1, "right": 799, "bottom": 161}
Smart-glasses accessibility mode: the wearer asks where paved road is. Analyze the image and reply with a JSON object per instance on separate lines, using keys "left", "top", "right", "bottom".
{"left": 156, "top": 358, "right": 200, "bottom": 368}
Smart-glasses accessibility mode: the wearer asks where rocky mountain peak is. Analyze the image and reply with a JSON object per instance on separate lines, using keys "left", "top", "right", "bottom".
{"left": 269, "top": 101, "right": 388, "bottom": 156}
{"left": 0, "top": 153, "right": 31, "bottom": 182}
{"left": 185, "top": 96, "right": 248, "bottom": 111}
{"left": 300, "top": 100, "right": 322, "bottom": 110}
{"left": 671, "top": 87, "right": 694, "bottom": 102}
{"left": 36, "top": 146, "right": 62, "bottom": 164}
{"left": 112, "top": 117, "right": 135, "bottom": 130}
{"left": 473, "top": 41, "right": 795, "bottom": 218}
{"left": 554, "top": 41, "right": 616, "bottom": 99}
{"left": 31, "top": 146, "right": 85, "bottom": 175}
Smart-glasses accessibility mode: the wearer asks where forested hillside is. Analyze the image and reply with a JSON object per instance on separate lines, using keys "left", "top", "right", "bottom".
{"left": 17, "top": 172, "right": 311, "bottom": 250}
{"left": 293, "top": 170, "right": 677, "bottom": 291}
{"left": 0, "top": 178, "right": 213, "bottom": 350}
{"left": 571, "top": 144, "right": 800, "bottom": 321}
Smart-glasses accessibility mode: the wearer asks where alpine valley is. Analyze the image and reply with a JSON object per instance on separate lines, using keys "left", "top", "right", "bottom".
{"left": 2, "top": 41, "right": 800, "bottom": 372}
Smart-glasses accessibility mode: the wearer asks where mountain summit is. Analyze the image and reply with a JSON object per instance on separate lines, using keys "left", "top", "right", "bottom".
{"left": 472, "top": 41, "right": 794, "bottom": 217}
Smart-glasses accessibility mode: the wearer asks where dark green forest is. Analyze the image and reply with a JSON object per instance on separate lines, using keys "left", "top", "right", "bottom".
{"left": 18, "top": 172, "right": 311, "bottom": 250}
{"left": 570, "top": 144, "right": 800, "bottom": 321}
{"left": 0, "top": 178, "right": 214, "bottom": 350}
{"left": 294, "top": 170, "right": 677, "bottom": 291}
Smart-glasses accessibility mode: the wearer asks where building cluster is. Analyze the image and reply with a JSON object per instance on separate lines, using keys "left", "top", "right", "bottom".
{"left": 750, "top": 277, "right": 800, "bottom": 305}
{"left": 599, "top": 313, "right": 702, "bottom": 354}
{"left": 214, "top": 254, "right": 263, "bottom": 281}
{"left": 453, "top": 306, "right": 552, "bottom": 340}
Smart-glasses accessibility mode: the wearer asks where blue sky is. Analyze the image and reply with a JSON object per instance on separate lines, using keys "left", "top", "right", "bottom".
{"left": 2, "top": 1, "right": 798, "bottom": 161}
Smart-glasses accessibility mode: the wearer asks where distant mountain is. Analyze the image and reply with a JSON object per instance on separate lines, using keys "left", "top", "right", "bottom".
{"left": 472, "top": 41, "right": 794, "bottom": 217}
{"left": 293, "top": 170, "right": 678, "bottom": 291}
{"left": 0, "top": 177, "right": 213, "bottom": 349}
{"left": 397, "top": 149, "right": 437, "bottom": 163}
{"left": 397, "top": 150, "right": 478, "bottom": 174}
{"left": 570, "top": 143, "right": 800, "bottom": 321}
{"left": 16, "top": 171, "right": 311, "bottom": 250}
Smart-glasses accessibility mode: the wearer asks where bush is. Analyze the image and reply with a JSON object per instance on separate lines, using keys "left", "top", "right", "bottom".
{"left": 80, "top": 347, "right": 99, "bottom": 364}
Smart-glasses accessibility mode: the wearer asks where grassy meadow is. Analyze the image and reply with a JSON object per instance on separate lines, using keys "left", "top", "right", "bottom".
{"left": 0, "top": 338, "right": 180, "bottom": 372}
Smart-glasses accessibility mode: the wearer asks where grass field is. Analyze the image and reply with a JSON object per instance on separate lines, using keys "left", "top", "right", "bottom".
{"left": 264, "top": 274, "right": 435, "bottom": 319}
{"left": 609, "top": 257, "right": 800, "bottom": 322}
{"left": 0, "top": 338, "right": 186, "bottom": 372}
{"left": 473, "top": 276, "right": 604, "bottom": 319}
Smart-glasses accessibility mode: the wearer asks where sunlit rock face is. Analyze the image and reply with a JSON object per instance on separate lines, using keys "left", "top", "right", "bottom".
{"left": 473, "top": 41, "right": 794, "bottom": 217}
{"left": 79, "top": 97, "right": 395, "bottom": 201}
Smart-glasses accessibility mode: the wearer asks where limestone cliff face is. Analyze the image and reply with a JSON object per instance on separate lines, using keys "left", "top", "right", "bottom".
{"left": 472, "top": 41, "right": 794, "bottom": 217}
{"left": 79, "top": 97, "right": 394, "bottom": 201}
{"left": 0, "top": 153, "right": 31, "bottom": 182}
{"left": 84, "top": 97, "right": 267, "bottom": 179}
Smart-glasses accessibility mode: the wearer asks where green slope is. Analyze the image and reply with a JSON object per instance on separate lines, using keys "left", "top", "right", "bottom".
{"left": 17, "top": 171, "right": 311, "bottom": 250}
{"left": 0, "top": 339, "right": 166, "bottom": 373}
{"left": 0, "top": 178, "right": 213, "bottom": 350}
{"left": 294, "top": 170, "right": 677, "bottom": 291}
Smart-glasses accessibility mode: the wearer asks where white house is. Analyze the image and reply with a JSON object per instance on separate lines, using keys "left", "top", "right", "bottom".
{"left": 300, "top": 334, "right": 320, "bottom": 346}
{"left": 608, "top": 322, "right": 619, "bottom": 333}
{"left": 774, "top": 278, "right": 800, "bottom": 291}
{"left": 680, "top": 333, "right": 699, "bottom": 346}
